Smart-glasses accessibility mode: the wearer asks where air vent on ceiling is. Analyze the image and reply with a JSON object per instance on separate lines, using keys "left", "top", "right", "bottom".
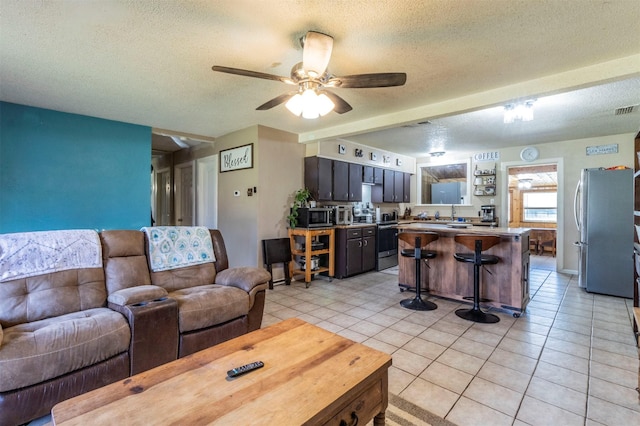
{"left": 615, "top": 105, "right": 637, "bottom": 115}
{"left": 402, "top": 120, "right": 432, "bottom": 128}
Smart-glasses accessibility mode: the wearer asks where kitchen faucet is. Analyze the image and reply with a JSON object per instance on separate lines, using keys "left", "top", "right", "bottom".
{"left": 451, "top": 204, "right": 456, "bottom": 220}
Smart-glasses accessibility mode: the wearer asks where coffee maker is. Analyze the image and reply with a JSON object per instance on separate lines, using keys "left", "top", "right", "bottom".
{"left": 481, "top": 205, "right": 495, "bottom": 222}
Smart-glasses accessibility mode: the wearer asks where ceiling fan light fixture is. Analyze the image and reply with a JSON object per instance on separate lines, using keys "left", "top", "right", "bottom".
{"left": 285, "top": 89, "right": 334, "bottom": 119}
{"left": 504, "top": 100, "right": 535, "bottom": 123}
{"left": 518, "top": 178, "right": 533, "bottom": 189}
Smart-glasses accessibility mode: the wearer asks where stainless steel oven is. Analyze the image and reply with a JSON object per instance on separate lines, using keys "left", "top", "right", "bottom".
{"left": 376, "top": 222, "right": 398, "bottom": 271}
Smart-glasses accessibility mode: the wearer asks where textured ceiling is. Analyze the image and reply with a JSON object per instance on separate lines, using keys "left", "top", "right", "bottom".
{"left": 1, "top": 1, "right": 639, "bottom": 156}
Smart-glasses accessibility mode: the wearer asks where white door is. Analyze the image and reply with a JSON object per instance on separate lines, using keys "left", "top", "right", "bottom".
{"left": 175, "top": 163, "right": 194, "bottom": 226}
{"left": 196, "top": 155, "right": 218, "bottom": 228}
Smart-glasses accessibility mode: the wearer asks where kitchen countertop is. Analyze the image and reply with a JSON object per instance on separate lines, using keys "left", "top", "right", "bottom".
{"left": 334, "top": 223, "right": 379, "bottom": 229}
{"left": 396, "top": 222, "right": 529, "bottom": 236}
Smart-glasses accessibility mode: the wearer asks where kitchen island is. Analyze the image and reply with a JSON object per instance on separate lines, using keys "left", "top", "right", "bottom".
{"left": 396, "top": 223, "right": 530, "bottom": 316}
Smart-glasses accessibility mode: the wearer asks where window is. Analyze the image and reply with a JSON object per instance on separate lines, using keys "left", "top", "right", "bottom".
{"left": 523, "top": 191, "right": 557, "bottom": 222}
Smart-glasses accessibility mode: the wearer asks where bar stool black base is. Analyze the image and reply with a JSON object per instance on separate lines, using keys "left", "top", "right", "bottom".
{"left": 401, "top": 296, "right": 437, "bottom": 311}
{"left": 455, "top": 307, "right": 500, "bottom": 323}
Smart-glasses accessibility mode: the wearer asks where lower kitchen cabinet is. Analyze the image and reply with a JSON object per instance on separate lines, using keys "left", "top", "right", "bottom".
{"left": 335, "top": 226, "right": 376, "bottom": 278}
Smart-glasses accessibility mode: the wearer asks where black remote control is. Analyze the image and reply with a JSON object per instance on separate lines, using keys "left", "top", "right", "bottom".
{"left": 227, "top": 361, "right": 264, "bottom": 378}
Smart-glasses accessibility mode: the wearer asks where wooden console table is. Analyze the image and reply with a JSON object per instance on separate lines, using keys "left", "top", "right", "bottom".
{"left": 51, "top": 318, "right": 391, "bottom": 425}
{"left": 288, "top": 227, "right": 335, "bottom": 287}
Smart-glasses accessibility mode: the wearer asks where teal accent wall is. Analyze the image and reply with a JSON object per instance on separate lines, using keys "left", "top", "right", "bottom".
{"left": 0, "top": 102, "right": 151, "bottom": 233}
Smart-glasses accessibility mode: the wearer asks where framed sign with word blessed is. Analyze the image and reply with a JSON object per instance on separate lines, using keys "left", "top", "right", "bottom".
{"left": 220, "top": 143, "right": 253, "bottom": 172}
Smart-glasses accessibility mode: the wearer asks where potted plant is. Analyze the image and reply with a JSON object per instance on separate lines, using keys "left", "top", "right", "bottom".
{"left": 287, "top": 188, "right": 312, "bottom": 228}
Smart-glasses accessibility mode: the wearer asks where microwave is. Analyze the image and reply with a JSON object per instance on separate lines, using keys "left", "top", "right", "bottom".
{"left": 294, "top": 208, "right": 333, "bottom": 228}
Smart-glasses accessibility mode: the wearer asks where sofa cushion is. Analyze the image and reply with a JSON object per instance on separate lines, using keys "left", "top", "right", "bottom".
{"left": 150, "top": 263, "right": 216, "bottom": 293}
{"left": 215, "top": 267, "right": 271, "bottom": 293}
{"left": 103, "top": 256, "right": 152, "bottom": 294}
{"left": 0, "top": 268, "right": 106, "bottom": 328}
{"left": 169, "top": 285, "right": 249, "bottom": 333}
{"left": 107, "top": 285, "right": 168, "bottom": 306}
{"left": 0, "top": 307, "right": 130, "bottom": 392}
{"left": 101, "top": 230, "right": 152, "bottom": 294}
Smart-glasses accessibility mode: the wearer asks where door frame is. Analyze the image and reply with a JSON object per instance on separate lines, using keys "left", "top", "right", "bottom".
{"left": 196, "top": 155, "right": 218, "bottom": 229}
{"left": 174, "top": 161, "right": 195, "bottom": 226}
{"left": 501, "top": 157, "right": 566, "bottom": 272}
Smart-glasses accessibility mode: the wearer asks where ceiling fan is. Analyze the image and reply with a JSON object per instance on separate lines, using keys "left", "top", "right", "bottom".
{"left": 212, "top": 31, "right": 407, "bottom": 119}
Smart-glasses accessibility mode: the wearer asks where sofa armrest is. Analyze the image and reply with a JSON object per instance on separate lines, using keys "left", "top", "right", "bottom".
{"left": 0, "top": 323, "right": 3, "bottom": 348}
{"left": 108, "top": 295, "right": 178, "bottom": 375}
{"left": 107, "top": 285, "right": 168, "bottom": 306}
{"left": 214, "top": 267, "right": 271, "bottom": 293}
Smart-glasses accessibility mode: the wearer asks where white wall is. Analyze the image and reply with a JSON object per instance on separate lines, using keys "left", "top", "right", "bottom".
{"left": 215, "top": 125, "right": 303, "bottom": 268}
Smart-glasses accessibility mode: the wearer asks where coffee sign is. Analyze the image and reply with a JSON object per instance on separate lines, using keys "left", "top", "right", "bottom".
{"left": 220, "top": 143, "right": 253, "bottom": 172}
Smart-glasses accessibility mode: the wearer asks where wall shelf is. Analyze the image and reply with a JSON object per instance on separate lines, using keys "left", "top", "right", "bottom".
{"left": 473, "top": 164, "right": 496, "bottom": 196}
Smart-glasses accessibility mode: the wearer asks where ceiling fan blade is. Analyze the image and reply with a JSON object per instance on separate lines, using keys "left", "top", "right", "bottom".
{"left": 302, "top": 31, "right": 333, "bottom": 77}
{"left": 327, "top": 73, "right": 407, "bottom": 88}
{"left": 322, "top": 91, "right": 352, "bottom": 114}
{"left": 256, "top": 93, "right": 294, "bottom": 111}
{"left": 212, "top": 65, "right": 295, "bottom": 85}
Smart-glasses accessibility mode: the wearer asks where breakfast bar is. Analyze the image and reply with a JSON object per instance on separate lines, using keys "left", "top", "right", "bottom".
{"left": 396, "top": 223, "right": 531, "bottom": 316}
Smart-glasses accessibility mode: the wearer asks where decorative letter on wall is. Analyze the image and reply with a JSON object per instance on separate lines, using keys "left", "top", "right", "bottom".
{"left": 220, "top": 143, "right": 253, "bottom": 172}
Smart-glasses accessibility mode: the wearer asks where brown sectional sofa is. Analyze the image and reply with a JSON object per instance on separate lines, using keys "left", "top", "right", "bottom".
{"left": 0, "top": 228, "right": 270, "bottom": 426}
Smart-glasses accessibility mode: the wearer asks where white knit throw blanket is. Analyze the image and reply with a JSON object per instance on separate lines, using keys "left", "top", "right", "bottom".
{"left": 142, "top": 226, "right": 215, "bottom": 272}
{"left": 0, "top": 229, "right": 102, "bottom": 282}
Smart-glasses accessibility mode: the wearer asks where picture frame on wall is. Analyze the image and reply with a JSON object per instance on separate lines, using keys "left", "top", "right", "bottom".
{"left": 220, "top": 143, "right": 253, "bottom": 172}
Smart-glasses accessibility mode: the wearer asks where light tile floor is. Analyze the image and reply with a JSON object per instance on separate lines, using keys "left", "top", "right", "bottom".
{"left": 262, "top": 255, "right": 640, "bottom": 425}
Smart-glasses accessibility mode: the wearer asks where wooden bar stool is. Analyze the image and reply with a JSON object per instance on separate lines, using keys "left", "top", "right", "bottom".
{"left": 454, "top": 235, "right": 501, "bottom": 323}
{"left": 399, "top": 232, "right": 438, "bottom": 311}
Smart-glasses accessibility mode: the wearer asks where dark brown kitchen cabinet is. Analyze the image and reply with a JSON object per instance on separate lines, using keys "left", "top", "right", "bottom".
{"left": 394, "top": 171, "right": 403, "bottom": 201}
{"left": 363, "top": 166, "right": 375, "bottom": 184}
{"left": 383, "top": 169, "right": 395, "bottom": 202}
{"left": 335, "top": 226, "right": 376, "bottom": 278}
{"left": 333, "top": 161, "right": 362, "bottom": 202}
{"left": 332, "top": 161, "right": 349, "bottom": 201}
{"left": 403, "top": 172, "right": 411, "bottom": 203}
{"left": 383, "top": 170, "right": 405, "bottom": 203}
{"left": 374, "top": 167, "right": 384, "bottom": 184}
{"left": 305, "top": 156, "right": 333, "bottom": 201}
{"left": 349, "top": 163, "right": 363, "bottom": 201}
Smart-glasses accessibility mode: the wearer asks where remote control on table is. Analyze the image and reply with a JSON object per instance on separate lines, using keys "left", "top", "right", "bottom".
{"left": 227, "top": 361, "right": 264, "bottom": 378}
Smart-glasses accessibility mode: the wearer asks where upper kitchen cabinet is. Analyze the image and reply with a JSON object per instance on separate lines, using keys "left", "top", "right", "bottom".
{"left": 349, "top": 163, "right": 363, "bottom": 201}
{"left": 375, "top": 168, "right": 384, "bottom": 185}
{"left": 403, "top": 173, "right": 410, "bottom": 203}
{"left": 305, "top": 156, "right": 333, "bottom": 201}
{"left": 363, "top": 166, "right": 375, "bottom": 184}
{"left": 383, "top": 169, "right": 409, "bottom": 203}
{"left": 334, "top": 162, "right": 363, "bottom": 201}
{"left": 305, "top": 157, "right": 362, "bottom": 202}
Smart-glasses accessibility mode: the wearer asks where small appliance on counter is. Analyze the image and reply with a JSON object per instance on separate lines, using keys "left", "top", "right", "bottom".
{"left": 480, "top": 205, "right": 495, "bottom": 222}
{"left": 294, "top": 207, "right": 333, "bottom": 228}
{"left": 353, "top": 203, "right": 374, "bottom": 223}
{"left": 333, "top": 205, "right": 353, "bottom": 225}
{"left": 380, "top": 211, "right": 397, "bottom": 223}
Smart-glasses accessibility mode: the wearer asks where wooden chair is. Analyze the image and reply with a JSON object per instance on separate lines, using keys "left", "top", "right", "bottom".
{"left": 398, "top": 232, "right": 439, "bottom": 311}
{"left": 538, "top": 230, "right": 556, "bottom": 257}
{"left": 453, "top": 235, "right": 501, "bottom": 323}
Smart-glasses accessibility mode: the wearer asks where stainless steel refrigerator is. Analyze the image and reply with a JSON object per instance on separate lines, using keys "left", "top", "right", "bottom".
{"left": 574, "top": 168, "right": 633, "bottom": 297}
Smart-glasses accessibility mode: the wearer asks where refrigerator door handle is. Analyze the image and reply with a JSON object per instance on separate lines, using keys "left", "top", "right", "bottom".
{"left": 573, "top": 180, "right": 581, "bottom": 231}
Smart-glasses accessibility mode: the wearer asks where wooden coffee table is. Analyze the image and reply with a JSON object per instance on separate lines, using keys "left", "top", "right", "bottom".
{"left": 51, "top": 318, "right": 392, "bottom": 425}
